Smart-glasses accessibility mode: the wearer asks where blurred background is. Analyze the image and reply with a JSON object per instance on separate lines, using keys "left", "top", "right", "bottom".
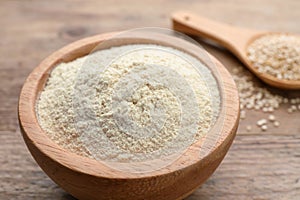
{"left": 0, "top": 0, "right": 299, "bottom": 199}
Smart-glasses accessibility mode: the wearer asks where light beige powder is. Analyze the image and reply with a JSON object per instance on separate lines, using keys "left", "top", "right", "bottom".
{"left": 37, "top": 44, "right": 220, "bottom": 162}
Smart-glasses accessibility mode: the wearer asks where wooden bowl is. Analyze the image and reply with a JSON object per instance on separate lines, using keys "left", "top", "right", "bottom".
{"left": 18, "top": 31, "right": 239, "bottom": 200}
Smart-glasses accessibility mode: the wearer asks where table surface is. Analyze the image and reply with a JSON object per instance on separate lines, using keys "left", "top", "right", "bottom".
{"left": 1, "top": 0, "right": 300, "bottom": 199}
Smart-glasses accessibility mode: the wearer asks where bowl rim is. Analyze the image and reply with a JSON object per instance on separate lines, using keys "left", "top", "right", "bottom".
{"left": 18, "top": 31, "right": 240, "bottom": 179}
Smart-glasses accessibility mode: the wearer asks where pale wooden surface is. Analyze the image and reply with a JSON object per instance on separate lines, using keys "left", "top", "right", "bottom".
{"left": 0, "top": 0, "right": 299, "bottom": 199}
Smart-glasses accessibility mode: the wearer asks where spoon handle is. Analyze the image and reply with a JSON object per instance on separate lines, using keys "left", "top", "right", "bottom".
{"left": 172, "top": 11, "right": 260, "bottom": 54}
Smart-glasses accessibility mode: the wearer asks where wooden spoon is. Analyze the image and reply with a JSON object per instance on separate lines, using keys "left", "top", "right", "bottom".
{"left": 172, "top": 10, "right": 300, "bottom": 90}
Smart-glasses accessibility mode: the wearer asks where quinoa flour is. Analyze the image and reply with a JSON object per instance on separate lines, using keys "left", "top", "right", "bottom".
{"left": 37, "top": 44, "right": 220, "bottom": 163}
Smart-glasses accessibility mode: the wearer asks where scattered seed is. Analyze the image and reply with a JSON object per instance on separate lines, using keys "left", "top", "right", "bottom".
{"left": 257, "top": 119, "right": 267, "bottom": 127}
{"left": 231, "top": 64, "right": 299, "bottom": 132}
{"left": 268, "top": 114, "right": 275, "bottom": 121}
{"left": 291, "top": 105, "right": 297, "bottom": 111}
{"left": 240, "top": 110, "right": 246, "bottom": 119}
{"left": 291, "top": 99, "right": 297, "bottom": 104}
{"left": 262, "top": 107, "right": 268, "bottom": 112}
{"left": 261, "top": 125, "right": 268, "bottom": 131}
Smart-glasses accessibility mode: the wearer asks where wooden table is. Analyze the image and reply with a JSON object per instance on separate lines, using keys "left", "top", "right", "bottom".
{"left": 1, "top": 0, "right": 299, "bottom": 199}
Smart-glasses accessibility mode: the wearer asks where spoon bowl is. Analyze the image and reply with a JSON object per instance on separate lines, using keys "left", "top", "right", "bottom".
{"left": 172, "top": 11, "right": 300, "bottom": 89}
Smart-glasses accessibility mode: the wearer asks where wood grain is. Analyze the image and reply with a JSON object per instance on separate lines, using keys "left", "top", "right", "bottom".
{"left": 1, "top": 0, "right": 300, "bottom": 199}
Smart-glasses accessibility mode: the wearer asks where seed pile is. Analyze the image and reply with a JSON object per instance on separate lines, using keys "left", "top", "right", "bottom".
{"left": 37, "top": 44, "right": 220, "bottom": 162}
{"left": 247, "top": 34, "right": 300, "bottom": 81}
{"left": 232, "top": 66, "right": 300, "bottom": 132}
